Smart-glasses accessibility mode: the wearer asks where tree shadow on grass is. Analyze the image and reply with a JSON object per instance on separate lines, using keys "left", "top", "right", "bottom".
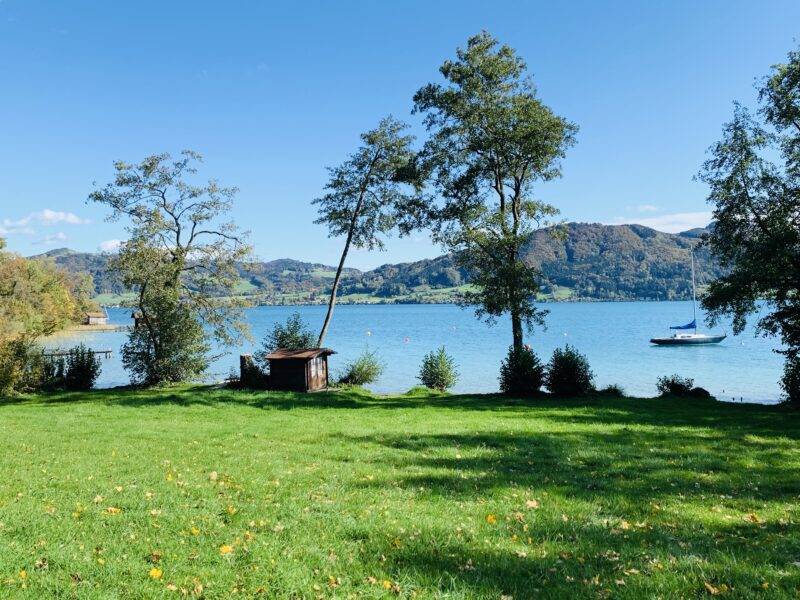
{"left": 5, "top": 385, "right": 799, "bottom": 440}
{"left": 345, "top": 515, "right": 800, "bottom": 598}
{"left": 335, "top": 425, "right": 800, "bottom": 506}
{"left": 336, "top": 426, "right": 800, "bottom": 597}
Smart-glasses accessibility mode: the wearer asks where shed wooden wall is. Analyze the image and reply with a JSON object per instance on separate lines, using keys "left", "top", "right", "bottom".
{"left": 270, "top": 355, "right": 329, "bottom": 392}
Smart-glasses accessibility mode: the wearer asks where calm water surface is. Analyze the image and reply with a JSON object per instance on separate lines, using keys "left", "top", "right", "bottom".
{"left": 48, "top": 302, "right": 784, "bottom": 403}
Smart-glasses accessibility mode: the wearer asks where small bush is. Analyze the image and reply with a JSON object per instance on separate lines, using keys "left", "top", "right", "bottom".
{"left": 63, "top": 344, "right": 102, "bottom": 390}
{"left": 545, "top": 345, "right": 595, "bottom": 397}
{"left": 499, "top": 346, "right": 545, "bottom": 396}
{"left": 781, "top": 356, "right": 800, "bottom": 404}
{"left": 338, "top": 350, "right": 384, "bottom": 386}
{"left": 0, "top": 337, "right": 46, "bottom": 394}
{"left": 656, "top": 374, "right": 694, "bottom": 396}
{"left": 418, "top": 346, "right": 459, "bottom": 392}
{"left": 687, "top": 386, "right": 712, "bottom": 399}
{"left": 598, "top": 383, "right": 625, "bottom": 397}
{"left": 255, "top": 312, "right": 316, "bottom": 372}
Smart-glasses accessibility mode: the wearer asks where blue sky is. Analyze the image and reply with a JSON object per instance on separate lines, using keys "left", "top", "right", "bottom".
{"left": 1, "top": 1, "right": 798, "bottom": 269}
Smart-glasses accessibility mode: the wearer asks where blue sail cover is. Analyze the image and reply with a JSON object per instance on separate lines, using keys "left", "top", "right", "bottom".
{"left": 670, "top": 319, "right": 696, "bottom": 330}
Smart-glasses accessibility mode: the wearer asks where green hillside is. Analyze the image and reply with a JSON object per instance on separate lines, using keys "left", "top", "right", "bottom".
{"left": 34, "top": 223, "right": 720, "bottom": 305}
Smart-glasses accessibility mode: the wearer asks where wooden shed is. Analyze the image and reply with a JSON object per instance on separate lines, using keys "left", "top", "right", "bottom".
{"left": 84, "top": 310, "right": 108, "bottom": 325}
{"left": 266, "top": 348, "right": 336, "bottom": 392}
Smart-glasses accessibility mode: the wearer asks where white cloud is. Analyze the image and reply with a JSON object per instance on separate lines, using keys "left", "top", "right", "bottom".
{"left": 98, "top": 239, "right": 123, "bottom": 253}
{"left": 637, "top": 204, "right": 660, "bottom": 213}
{"left": 34, "top": 232, "right": 68, "bottom": 246}
{"left": 0, "top": 225, "right": 35, "bottom": 236}
{"left": 2, "top": 209, "right": 91, "bottom": 228}
{"left": 610, "top": 211, "right": 713, "bottom": 233}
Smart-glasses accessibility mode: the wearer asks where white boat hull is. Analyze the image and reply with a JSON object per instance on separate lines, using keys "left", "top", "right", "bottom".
{"left": 650, "top": 333, "right": 727, "bottom": 345}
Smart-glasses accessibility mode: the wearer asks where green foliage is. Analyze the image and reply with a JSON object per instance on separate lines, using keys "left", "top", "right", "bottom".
{"left": 35, "top": 344, "right": 103, "bottom": 392}
{"left": 90, "top": 151, "right": 251, "bottom": 385}
{"left": 313, "top": 116, "right": 420, "bottom": 346}
{"left": 781, "top": 356, "right": 800, "bottom": 404}
{"left": 598, "top": 383, "right": 626, "bottom": 398}
{"left": 62, "top": 344, "right": 102, "bottom": 391}
{"left": 498, "top": 345, "right": 544, "bottom": 396}
{"left": 122, "top": 294, "right": 210, "bottom": 386}
{"left": 656, "top": 374, "right": 695, "bottom": 396}
{"left": 0, "top": 336, "right": 45, "bottom": 395}
{"left": 254, "top": 312, "right": 316, "bottom": 372}
{"left": 699, "top": 45, "right": 800, "bottom": 404}
{"left": 414, "top": 32, "right": 577, "bottom": 350}
{"left": 417, "top": 346, "right": 459, "bottom": 392}
{"left": 338, "top": 350, "right": 384, "bottom": 386}
{"left": 0, "top": 244, "right": 97, "bottom": 343}
{"left": 545, "top": 345, "right": 595, "bottom": 397}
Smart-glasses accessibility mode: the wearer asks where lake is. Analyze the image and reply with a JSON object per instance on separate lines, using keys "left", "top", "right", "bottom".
{"left": 49, "top": 302, "right": 785, "bottom": 403}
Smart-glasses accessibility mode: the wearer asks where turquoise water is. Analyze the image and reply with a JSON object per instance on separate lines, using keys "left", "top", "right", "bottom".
{"left": 49, "top": 302, "right": 785, "bottom": 403}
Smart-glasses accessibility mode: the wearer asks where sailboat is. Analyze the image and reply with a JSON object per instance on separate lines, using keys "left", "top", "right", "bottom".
{"left": 650, "top": 251, "right": 727, "bottom": 346}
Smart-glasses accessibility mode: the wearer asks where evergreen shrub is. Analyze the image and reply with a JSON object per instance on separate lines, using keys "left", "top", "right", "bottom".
{"left": 545, "top": 345, "right": 595, "bottom": 397}
{"left": 418, "top": 346, "right": 458, "bottom": 392}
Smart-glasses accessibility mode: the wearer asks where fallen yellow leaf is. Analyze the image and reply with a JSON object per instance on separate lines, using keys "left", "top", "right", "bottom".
{"left": 704, "top": 582, "right": 720, "bottom": 595}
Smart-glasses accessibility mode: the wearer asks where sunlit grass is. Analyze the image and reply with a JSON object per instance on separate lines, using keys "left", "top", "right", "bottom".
{"left": 0, "top": 387, "right": 798, "bottom": 598}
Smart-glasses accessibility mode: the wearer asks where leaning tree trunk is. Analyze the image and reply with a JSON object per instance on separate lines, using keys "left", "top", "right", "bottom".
{"left": 317, "top": 193, "right": 366, "bottom": 348}
{"left": 317, "top": 236, "right": 353, "bottom": 347}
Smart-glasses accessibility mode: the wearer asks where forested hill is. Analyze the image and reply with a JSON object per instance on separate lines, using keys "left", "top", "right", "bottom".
{"left": 36, "top": 222, "right": 721, "bottom": 305}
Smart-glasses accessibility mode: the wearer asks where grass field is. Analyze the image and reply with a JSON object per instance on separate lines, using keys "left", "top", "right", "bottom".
{"left": 0, "top": 387, "right": 798, "bottom": 599}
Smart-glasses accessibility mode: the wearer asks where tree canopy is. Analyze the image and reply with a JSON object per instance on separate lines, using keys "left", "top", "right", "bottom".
{"left": 699, "top": 46, "right": 800, "bottom": 402}
{"left": 90, "top": 151, "right": 251, "bottom": 384}
{"left": 313, "top": 116, "right": 418, "bottom": 346}
{"left": 413, "top": 32, "right": 577, "bottom": 351}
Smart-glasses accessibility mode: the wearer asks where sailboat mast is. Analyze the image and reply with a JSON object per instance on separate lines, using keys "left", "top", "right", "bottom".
{"left": 691, "top": 250, "right": 697, "bottom": 334}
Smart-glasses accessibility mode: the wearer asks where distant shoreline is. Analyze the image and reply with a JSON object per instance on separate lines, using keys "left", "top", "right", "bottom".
{"left": 97, "top": 296, "right": 694, "bottom": 310}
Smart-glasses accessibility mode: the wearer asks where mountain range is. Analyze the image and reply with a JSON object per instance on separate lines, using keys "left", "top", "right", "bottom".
{"left": 34, "top": 222, "right": 721, "bottom": 305}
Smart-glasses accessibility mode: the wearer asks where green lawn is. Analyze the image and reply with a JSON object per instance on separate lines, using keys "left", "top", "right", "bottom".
{"left": 0, "top": 387, "right": 798, "bottom": 599}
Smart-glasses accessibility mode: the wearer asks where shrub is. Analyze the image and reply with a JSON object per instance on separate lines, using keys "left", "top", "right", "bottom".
{"left": 63, "top": 343, "right": 102, "bottom": 390}
{"left": 781, "top": 355, "right": 800, "bottom": 404}
{"left": 255, "top": 312, "right": 316, "bottom": 372}
{"left": 418, "top": 346, "right": 459, "bottom": 392}
{"left": 338, "top": 350, "right": 384, "bottom": 386}
{"left": 656, "top": 374, "right": 694, "bottom": 396}
{"left": 0, "top": 337, "right": 46, "bottom": 395}
{"left": 499, "top": 346, "right": 545, "bottom": 396}
{"left": 687, "top": 386, "right": 712, "bottom": 399}
{"left": 545, "top": 345, "right": 595, "bottom": 397}
{"left": 238, "top": 354, "right": 269, "bottom": 389}
{"left": 598, "top": 383, "right": 625, "bottom": 397}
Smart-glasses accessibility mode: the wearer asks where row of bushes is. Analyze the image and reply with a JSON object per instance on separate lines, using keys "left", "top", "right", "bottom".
{"left": 0, "top": 340, "right": 102, "bottom": 393}
{"left": 238, "top": 314, "right": 710, "bottom": 399}
{"left": 499, "top": 344, "right": 596, "bottom": 397}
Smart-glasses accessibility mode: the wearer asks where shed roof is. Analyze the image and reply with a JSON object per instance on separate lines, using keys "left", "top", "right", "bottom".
{"left": 266, "top": 348, "right": 336, "bottom": 360}
{"left": 85, "top": 311, "right": 107, "bottom": 318}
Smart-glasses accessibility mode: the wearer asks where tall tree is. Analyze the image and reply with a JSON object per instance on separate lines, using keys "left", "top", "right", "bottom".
{"left": 313, "top": 116, "right": 418, "bottom": 347}
{"left": 89, "top": 151, "right": 251, "bottom": 385}
{"left": 699, "top": 46, "right": 800, "bottom": 403}
{"left": 413, "top": 32, "right": 577, "bottom": 352}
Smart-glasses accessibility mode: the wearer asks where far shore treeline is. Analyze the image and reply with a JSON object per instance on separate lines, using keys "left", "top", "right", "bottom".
{"left": 1, "top": 34, "right": 799, "bottom": 404}
{"left": 38, "top": 221, "right": 722, "bottom": 306}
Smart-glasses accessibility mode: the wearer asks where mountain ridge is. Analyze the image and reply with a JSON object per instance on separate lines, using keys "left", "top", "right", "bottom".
{"left": 33, "top": 222, "right": 720, "bottom": 305}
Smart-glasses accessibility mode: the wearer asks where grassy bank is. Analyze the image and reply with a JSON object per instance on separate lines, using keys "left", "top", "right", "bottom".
{"left": 0, "top": 387, "right": 798, "bottom": 598}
